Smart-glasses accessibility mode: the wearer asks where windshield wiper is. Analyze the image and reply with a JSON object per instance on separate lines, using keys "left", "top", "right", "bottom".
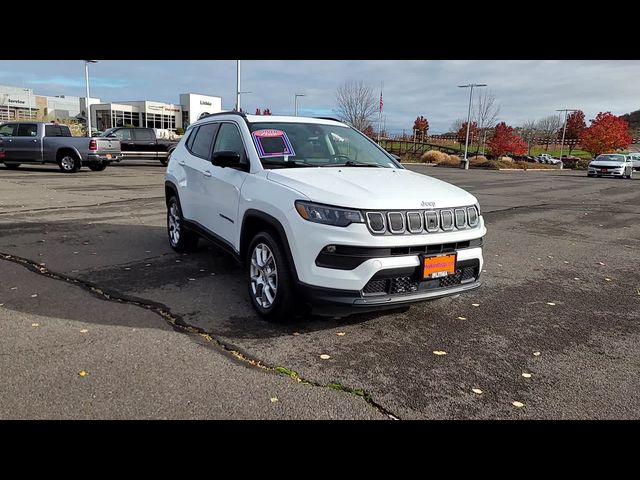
{"left": 322, "top": 161, "right": 382, "bottom": 168}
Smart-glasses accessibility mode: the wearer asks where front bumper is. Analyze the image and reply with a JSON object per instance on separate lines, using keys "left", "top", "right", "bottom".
{"left": 87, "top": 153, "right": 122, "bottom": 163}
{"left": 588, "top": 167, "right": 623, "bottom": 176}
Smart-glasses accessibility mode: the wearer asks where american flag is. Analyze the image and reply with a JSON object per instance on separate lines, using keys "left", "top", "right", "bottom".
{"left": 379, "top": 91, "right": 384, "bottom": 112}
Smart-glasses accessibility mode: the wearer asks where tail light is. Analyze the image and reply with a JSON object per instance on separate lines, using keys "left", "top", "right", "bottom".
{"left": 0, "top": 151, "right": 5, "bottom": 159}
{"left": 89, "top": 139, "right": 97, "bottom": 151}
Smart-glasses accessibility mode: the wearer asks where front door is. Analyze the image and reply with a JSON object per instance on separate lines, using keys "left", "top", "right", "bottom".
{"left": 112, "top": 128, "right": 135, "bottom": 156}
{"left": 201, "top": 122, "right": 249, "bottom": 248}
{"left": 11, "top": 123, "right": 42, "bottom": 161}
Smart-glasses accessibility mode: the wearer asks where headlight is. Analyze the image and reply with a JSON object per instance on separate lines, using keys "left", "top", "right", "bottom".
{"left": 294, "top": 201, "right": 364, "bottom": 227}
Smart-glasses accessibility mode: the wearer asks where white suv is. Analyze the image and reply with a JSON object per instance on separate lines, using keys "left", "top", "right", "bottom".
{"left": 165, "top": 113, "right": 486, "bottom": 320}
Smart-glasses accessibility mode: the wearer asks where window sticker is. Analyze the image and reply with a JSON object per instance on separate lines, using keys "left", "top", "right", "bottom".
{"left": 252, "top": 129, "right": 296, "bottom": 158}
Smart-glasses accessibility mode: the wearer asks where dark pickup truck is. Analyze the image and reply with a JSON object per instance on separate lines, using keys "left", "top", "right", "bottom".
{"left": 100, "top": 127, "right": 178, "bottom": 166}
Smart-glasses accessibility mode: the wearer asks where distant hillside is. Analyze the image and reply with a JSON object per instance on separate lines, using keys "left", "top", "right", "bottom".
{"left": 620, "top": 109, "right": 640, "bottom": 135}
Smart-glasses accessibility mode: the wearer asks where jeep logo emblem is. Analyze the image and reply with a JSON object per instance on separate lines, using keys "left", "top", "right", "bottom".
{"left": 421, "top": 201, "right": 436, "bottom": 208}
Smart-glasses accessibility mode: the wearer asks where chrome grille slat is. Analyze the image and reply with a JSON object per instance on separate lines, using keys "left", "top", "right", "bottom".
{"left": 365, "top": 205, "right": 480, "bottom": 235}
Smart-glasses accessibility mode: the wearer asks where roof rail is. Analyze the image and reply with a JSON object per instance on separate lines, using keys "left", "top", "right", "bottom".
{"left": 198, "top": 111, "right": 247, "bottom": 121}
{"left": 314, "top": 116, "right": 343, "bottom": 123}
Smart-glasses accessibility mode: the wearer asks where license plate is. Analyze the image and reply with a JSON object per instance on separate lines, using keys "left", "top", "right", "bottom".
{"left": 106, "top": 154, "right": 112, "bottom": 159}
{"left": 423, "top": 254, "right": 456, "bottom": 279}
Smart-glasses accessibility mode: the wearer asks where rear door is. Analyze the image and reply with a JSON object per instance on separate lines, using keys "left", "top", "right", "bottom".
{"left": 132, "top": 128, "right": 157, "bottom": 158}
{"left": 12, "top": 123, "right": 42, "bottom": 161}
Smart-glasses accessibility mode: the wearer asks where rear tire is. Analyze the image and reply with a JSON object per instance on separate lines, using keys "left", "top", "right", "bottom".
{"left": 88, "top": 162, "right": 108, "bottom": 171}
{"left": 587, "top": 173, "right": 594, "bottom": 177}
{"left": 3, "top": 163, "right": 21, "bottom": 169}
{"left": 58, "top": 153, "right": 81, "bottom": 173}
{"left": 167, "top": 196, "right": 199, "bottom": 253}
{"left": 247, "top": 231, "right": 298, "bottom": 322}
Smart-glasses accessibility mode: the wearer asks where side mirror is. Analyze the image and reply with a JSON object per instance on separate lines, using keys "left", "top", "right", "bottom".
{"left": 211, "top": 151, "right": 242, "bottom": 168}
{"left": 107, "top": 133, "right": 116, "bottom": 138}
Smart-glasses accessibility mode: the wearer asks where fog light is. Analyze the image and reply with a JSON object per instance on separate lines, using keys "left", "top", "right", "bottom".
{"left": 325, "top": 245, "right": 337, "bottom": 253}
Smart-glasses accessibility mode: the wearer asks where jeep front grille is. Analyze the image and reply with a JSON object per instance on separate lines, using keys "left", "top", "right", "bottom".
{"left": 365, "top": 206, "right": 479, "bottom": 235}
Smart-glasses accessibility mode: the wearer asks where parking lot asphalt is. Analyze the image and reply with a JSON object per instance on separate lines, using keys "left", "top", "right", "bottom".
{"left": 1, "top": 160, "right": 639, "bottom": 419}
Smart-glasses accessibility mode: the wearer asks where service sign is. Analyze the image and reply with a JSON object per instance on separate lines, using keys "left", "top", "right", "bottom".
{"left": 252, "top": 129, "right": 296, "bottom": 158}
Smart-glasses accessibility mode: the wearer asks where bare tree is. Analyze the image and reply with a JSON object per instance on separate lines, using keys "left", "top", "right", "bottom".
{"left": 535, "top": 115, "right": 562, "bottom": 151}
{"left": 520, "top": 119, "right": 538, "bottom": 156}
{"left": 334, "top": 81, "right": 378, "bottom": 132}
{"left": 450, "top": 118, "right": 465, "bottom": 135}
{"left": 473, "top": 90, "right": 500, "bottom": 154}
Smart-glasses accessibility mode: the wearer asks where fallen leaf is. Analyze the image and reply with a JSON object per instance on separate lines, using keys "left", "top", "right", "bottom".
{"left": 291, "top": 332, "right": 300, "bottom": 336}
{"left": 39, "top": 263, "right": 46, "bottom": 266}
{"left": 433, "top": 350, "right": 447, "bottom": 356}
{"left": 31, "top": 323, "right": 40, "bottom": 328}
{"left": 563, "top": 261, "right": 569, "bottom": 264}
{"left": 546, "top": 302, "right": 556, "bottom": 306}
{"left": 78, "top": 370, "right": 88, "bottom": 377}
{"left": 73, "top": 251, "right": 79, "bottom": 254}
{"left": 533, "top": 351, "right": 541, "bottom": 356}
{"left": 574, "top": 277, "right": 580, "bottom": 281}
{"left": 210, "top": 273, "right": 216, "bottom": 276}
{"left": 336, "top": 332, "right": 346, "bottom": 336}
{"left": 472, "top": 388, "right": 483, "bottom": 395}
{"left": 0, "top": 303, "right": 4, "bottom": 307}
{"left": 175, "top": 260, "right": 181, "bottom": 263}
{"left": 598, "top": 224, "right": 603, "bottom": 227}
{"left": 472, "top": 303, "right": 480, "bottom": 307}
{"left": 10, "top": 287, "right": 17, "bottom": 290}
{"left": 199, "top": 269, "right": 205, "bottom": 272}
{"left": 605, "top": 278, "right": 612, "bottom": 282}
{"left": 145, "top": 264, "right": 151, "bottom": 267}
{"left": 457, "top": 316, "right": 467, "bottom": 320}
{"left": 512, "top": 401, "right": 525, "bottom": 408}
{"left": 320, "top": 354, "right": 331, "bottom": 360}
{"left": 30, "top": 294, "right": 38, "bottom": 298}
{"left": 124, "top": 267, "right": 131, "bottom": 271}
{"left": 188, "top": 278, "right": 196, "bottom": 281}
{"left": 522, "top": 373, "right": 532, "bottom": 378}
{"left": 547, "top": 255, "right": 553, "bottom": 259}
{"left": 80, "top": 329, "right": 88, "bottom": 333}
{"left": 145, "top": 250, "right": 151, "bottom": 253}
{"left": 598, "top": 262, "right": 605, "bottom": 266}
{"left": 497, "top": 264, "right": 503, "bottom": 267}
{"left": 270, "top": 397, "right": 279, "bottom": 403}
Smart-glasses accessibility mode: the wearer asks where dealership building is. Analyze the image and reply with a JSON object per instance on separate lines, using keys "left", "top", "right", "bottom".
{"left": 91, "top": 94, "right": 222, "bottom": 132}
{"left": 1, "top": 84, "right": 223, "bottom": 132}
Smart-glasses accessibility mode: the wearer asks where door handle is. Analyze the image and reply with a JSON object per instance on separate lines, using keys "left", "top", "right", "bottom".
{"left": 32, "top": 139, "right": 37, "bottom": 143}
{"left": 178, "top": 160, "right": 186, "bottom": 166}
{"left": 148, "top": 142, "right": 155, "bottom": 145}
{"left": 203, "top": 170, "right": 212, "bottom": 177}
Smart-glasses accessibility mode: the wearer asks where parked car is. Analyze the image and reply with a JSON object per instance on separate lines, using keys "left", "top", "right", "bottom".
{"left": 535, "top": 153, "right": 562, "bottom": 165}
{"left": 587, "top": 154, "right": 634, "bottom": 179}
{"left": 0, "top": 121, "right": 121, "bottom": 172}
{"left": 627, "top": 152, "right": 640, "bottom": 171}
{"left": 101, "top": 127, "right": 178, "bottom": 166}
{"left": 165, "top": 112, "right": 486, "bottom": 320}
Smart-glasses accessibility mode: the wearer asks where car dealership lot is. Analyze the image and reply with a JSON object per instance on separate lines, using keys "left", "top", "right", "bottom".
{"left": 1, "top": 162, "right": 639, "bottom": 419}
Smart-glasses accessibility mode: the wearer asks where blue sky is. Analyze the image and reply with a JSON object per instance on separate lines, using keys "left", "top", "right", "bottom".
{"left": 1, "top": 60, "right": 639, "bottom": 133}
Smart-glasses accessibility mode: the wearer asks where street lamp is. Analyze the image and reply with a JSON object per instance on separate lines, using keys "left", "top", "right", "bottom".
{"left": 84, "top": 60, "right": 97, "bottom": 136}
{"left": 22, "top": 88, "right": 31, "bottom": 119}
{"left": 234, "top": 60, "right": 253, "bottom": 112}
{"left": 458, "top": 83, "right": 487, "bottom": 169}
{"left": 294, "top": 93, "right": 306, "bottom": 116}
{"left": 556, "top": 109, "right": 578, "bottom": 171}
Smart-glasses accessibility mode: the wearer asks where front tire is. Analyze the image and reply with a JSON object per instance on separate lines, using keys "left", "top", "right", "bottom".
{"left": 88, "top": 162, "right": 108, "bottom": 171}
{"left": 3, "top": 163, "right": 21, "bottom": 169}
{"left": 247, "top": 231, "right": 297, "bottom": 321}
{"left": 58, "top": 153, "right": 80, "bottom": 173}
{"left": 167, "top": 196, "right": 199, "bottom": 253}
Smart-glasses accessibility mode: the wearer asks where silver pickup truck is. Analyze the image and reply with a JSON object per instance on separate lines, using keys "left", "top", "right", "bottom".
{"left": 0, "top": 121, "right": 122, "bottom": 173}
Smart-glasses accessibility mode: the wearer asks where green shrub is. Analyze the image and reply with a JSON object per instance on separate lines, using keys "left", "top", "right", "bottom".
{"left": 176, "top": 127, "right": 185, "bottom": 136}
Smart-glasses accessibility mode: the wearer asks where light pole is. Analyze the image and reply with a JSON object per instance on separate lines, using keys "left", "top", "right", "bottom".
{"left": 23, "top": 88, "right": 31, "bottom": 119}
{"left": 84, "top": 60, "right": 97, "bottom": 136}
{"left": 556, "top": 109, "right": 577, "bottom": 171}
{"left": 294, "top": 94, "right": 306, "bottom": 116}
{"left": 234, "top": 60, "right": 252, "bottom": 112}
{"left": 458, "top": 83, "right": 486, "bottom": 169}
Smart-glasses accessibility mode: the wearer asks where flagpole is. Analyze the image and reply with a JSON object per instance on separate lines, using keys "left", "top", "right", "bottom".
{"left": 377, "top": 81, "right": 383, "bottom": 143}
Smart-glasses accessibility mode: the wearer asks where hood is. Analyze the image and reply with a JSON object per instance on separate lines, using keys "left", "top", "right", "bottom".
{"left": 266, "top": 167, "right": 478, "bottom": 210}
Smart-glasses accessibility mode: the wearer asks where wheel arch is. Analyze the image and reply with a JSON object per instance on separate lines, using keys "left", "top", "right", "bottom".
{"left": 56, "top": 146, "right": 82, "bottom": 162}
{"left": 240, "top": 209, "right": 299, "bottom": 282}
{"left": 165, "top": 181, "right": 179, "bottom": 206}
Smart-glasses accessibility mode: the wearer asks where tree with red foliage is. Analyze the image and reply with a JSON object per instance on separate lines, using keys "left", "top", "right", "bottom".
{"left": 255, "top": 108, "right": 262, "bottom": 115}
{"left": 564, "top": 110, "right": 586, "bottom": 154}
{"left": 580, "top": 112, "right": 632, "bottom": 156}
{"left": 413, "top": 116, "right": 429, "bottom": 141}
{"left": 487, "top": 122, "right": 527, "bottom": 157}
{"left": 456, "top": 121, "right": 478, "bottom": 146}
{"left": 263, "top": 108, "right": 272, "bottom": 115}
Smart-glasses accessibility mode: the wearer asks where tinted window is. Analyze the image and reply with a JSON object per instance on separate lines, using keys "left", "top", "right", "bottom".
{"left": 189, "top": 123, "right": 218, "bottom": 159}
{"left": 45, "top": 125, "right": 72, "bottom": 137}
{"left": 113, "top": 129, "right": 132, "bottom": 141}
{"left": 186, "top": 127, "right": 198, "bottom": 151}
{"left": 16, "top": 124, "right": 38, "bottom": 137}
{"left": 0, "top": 124, "right": 16, "bottom": 137}
{"left": 134, "top": 129, "right": 155, "bottom": 141}
{"left": 213, "top": 123, "right": 245, "bottom": 158}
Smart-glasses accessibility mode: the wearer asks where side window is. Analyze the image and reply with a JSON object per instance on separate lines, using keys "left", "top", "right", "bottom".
{"left": 16, "top": 124, "right": 38, "bottom": 137}
{"left": 134, "top": 129, "right": 155, "bottom": 141}
{"left": 114, "top": 129, "right": 132, "bottom": 141}
{"left": 186, "top": 127, "right": 198, "bottom": 151}
{"left": 0, "top": 124, "right": 17, "bottom": 137}
{"left": 213, "top": 123, "right": 246, "bottom": 160}
{"left": 189, "top": 123, "right": 218, "bottom": 159}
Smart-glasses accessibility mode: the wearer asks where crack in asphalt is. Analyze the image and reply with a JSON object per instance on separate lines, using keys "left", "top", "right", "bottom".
{"left": 0, "top": 251, "right": 399, "bottom": 420}
{"left": 0, "top": 196, "right": 165, "bottom": 216}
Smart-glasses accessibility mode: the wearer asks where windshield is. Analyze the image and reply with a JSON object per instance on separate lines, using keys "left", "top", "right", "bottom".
{"left": 595, "top": 154, "right": 625, "bottom": 162}
{"left": 249, "top": 122, "right": 399, "bottom": 168}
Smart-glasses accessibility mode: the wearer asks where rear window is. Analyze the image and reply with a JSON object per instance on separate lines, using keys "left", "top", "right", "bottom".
{"left": 45, "top": 125, "right": 72, "bottom": 137}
